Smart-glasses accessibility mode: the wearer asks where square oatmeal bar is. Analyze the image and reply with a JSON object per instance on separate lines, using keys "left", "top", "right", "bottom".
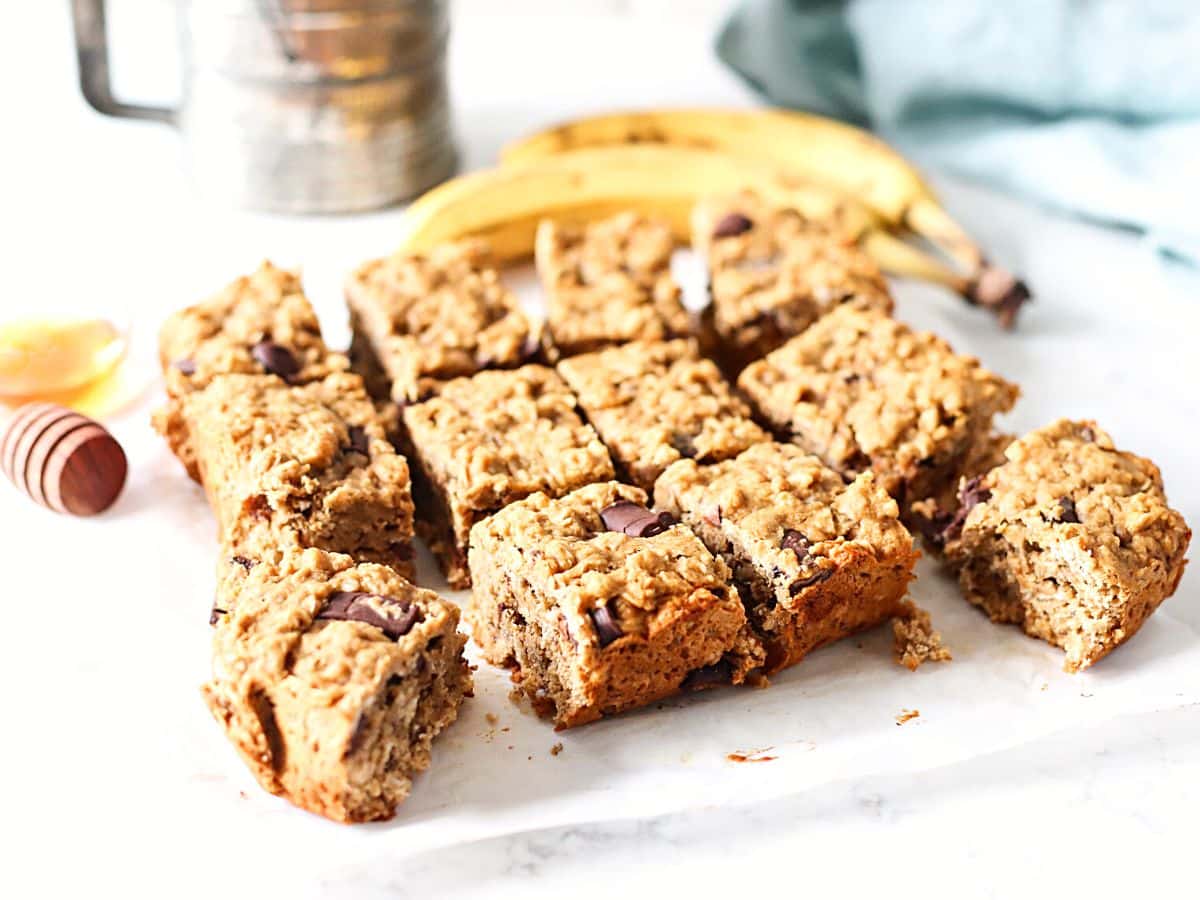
{"left": 205, "top": 547, "right": 470, "bottom": 823}
{"left": 346, "top": 240, "right": 537, "bottom": 404}
{"left": 467, "top": 481, "right": 755, "bottom": 728}
{"left": 557, "top": 338, "right": 768, "bottom": 491}
{"left": 738, "top": 304, "right": 1019, "bottom": 515}
{"left": 400, "top": 365, "right": 615, "bottom": 588}
{"left": 693, "top": 191, "right": 893, "bottom": 373}
{"left": 171, "top": 372, "right": 415, "bottom": 579}
{"left": 943, "top": 419, "right": 1190, "bottom": 671}
{"left": 535, "top": 212, "right": 691, "bottom": 360}
{"left": 655, "top": 442, "right": 918, "bottom": 673}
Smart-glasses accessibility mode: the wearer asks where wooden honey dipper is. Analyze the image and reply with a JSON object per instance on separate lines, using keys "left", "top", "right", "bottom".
{"left": 0, "top": 403, "right": 127, "bottom": 516}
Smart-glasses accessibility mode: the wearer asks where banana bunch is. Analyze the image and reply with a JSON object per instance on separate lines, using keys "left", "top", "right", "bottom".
{"left": 397, "top": 108, "right": 1029, "bottom": 326}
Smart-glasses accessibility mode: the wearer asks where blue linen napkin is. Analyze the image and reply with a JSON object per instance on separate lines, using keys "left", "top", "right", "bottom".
{"left": 717, "top": 0, "right": 1200, "bottom": 262}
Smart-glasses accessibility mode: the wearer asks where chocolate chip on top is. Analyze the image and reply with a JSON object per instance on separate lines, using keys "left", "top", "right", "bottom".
{"left": 712, "top": 212, "right": 754, "bottom": 239}
{"left": 251, "top": 340, "right": 300, "bottom": 380}
{"left": 780, "top": 528, "right": 811, "bottom": 560}
{"left": 589, "top": 599, "right": 623, "bottom": 647}
{"left": 1056, "top": 496, "right": 1080, "bottom": 524}
{"left": 600, "top": 500, "right": 674, "bottom": 537}
{"left": 316, "top": 591, "right": 423, "bottom": 641}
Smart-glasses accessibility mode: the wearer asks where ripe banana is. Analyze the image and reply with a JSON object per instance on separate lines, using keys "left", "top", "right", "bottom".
{"left": 502, "top": 109, "right": 982, "bottom": 273}
{"left": 397, "top": 144, "right": 969, "bottom": 296}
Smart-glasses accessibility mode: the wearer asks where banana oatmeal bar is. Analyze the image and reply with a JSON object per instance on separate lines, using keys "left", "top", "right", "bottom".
{"left": 166, "top": 372, "right": 415, "bottom": 579}
{"left": 467, "top": 481, "right": 757, "bottom": 728}
{"left": 346, "top": 241, "right": 537, "bottom": 404}
{"left": 535, "top": 212, "right": 691, "bottom": 361}
{"left": 943, "top": 419, "right": 1191, "bottom": 671}
{"left": 400, "top": 364, "right": 615, "bottom": 588}
{"left": 556, "top": 339, "right": 768, "bottom": 491}
{"left": 205, "top": 547, "right": 470, "bottom": 823}
{"left": 738, "top": 305, "right": 1019, "bottom": 516}
{"left": 693, "top": 191, "right": 893, "bottom": 373}
{"left": 655, "top": 442, "right": 918, "bottom": 673}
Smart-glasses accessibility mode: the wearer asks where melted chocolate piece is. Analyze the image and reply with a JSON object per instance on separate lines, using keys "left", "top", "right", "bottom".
{"left": 682, "top": 659, "right": 733, "bottom": 690}
{"left": 346, "top": 426, "right": 370, "bottom": 456}
{"left": 712, "top": 212, "right": 754, "bottom": 238}
{"left": 589, "top": 600, "right": 623, "bottom": 648}
{"left": 1056, "top": 496, "right": 1080, "bottom": 524}
{"left": 938, "top": 475, "right": 993, "bottom": 545}
{"left": 251, "top": 341, "right": 300, "bottom": 379}
{"left": 600, "top": 500, "right": 673, "bottom": 537}
{"left": 780, "top": 529, "right": 811, "bottom": 560}
{"left": 317, "top": 591, "right": 422, "bottom": 640}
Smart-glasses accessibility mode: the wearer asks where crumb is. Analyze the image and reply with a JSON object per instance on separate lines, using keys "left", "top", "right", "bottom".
{"left": 507, "top": 745, "right": 514, "bottom": 750}
{"left": 892, "top": 601, "right": 952, "bottom": 670}
{"left": 1040, "top": 682, "right": 1049, "bottom": 692}
{"left": 507, "top": 687, "right": 524, "bottom": 704}
{"left": 485, "top": 713, "right": 499, "bottom": 726}
{"left": 550, "top": 742, "right": 564, "bottom": 756}
{"left": 727, "top": 747, "right": 777, "bottom": 763}
{"left": 527, "top": 755, "right": 533, "bottom": 761}
{"left": 238, "top": 791, "right": 248, "bottom": 800}
{"left": 895, "top": 708, "right": 920, "bottom": 725}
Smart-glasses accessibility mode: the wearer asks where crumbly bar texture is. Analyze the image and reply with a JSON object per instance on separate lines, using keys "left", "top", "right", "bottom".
{"left": 943, "top": 419, "right": 1191, "bottom": 671}
{"left": 170, "top": 372, "right": 415, "bottom": 579}
{"left": 203, "top": 548, "right": 470, "bottom": 823}
{"left": 692, "top": 191, "right": 894, "bottom": 373}
{"left": 346, "top": 240, "right": 537, "bottom": 404}
{"left": 556, "top": 339, "right": 768, "bottom": 491}
{"left": 467, "top": 481, "right": 754, "bottom": 728}
{"left": 535, "top": 213, "right": 691, "bottom": 361}
{"left": 154, "top": 261, "right": 348, "bottom": 479}
{"left": 892, "top": 601, "right": 952, "bottom": 671}
{"left": 738, "top": 305, "right": 1019, "bottom": 515}
{"left": 400, "top": 365, "right": 615, "bottom": 588}
{"left": 654, "top": 442, "right": 917, "bottom": 674}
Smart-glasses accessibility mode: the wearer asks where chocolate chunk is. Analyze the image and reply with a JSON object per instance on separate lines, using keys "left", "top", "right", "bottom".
{"left": 209, "top": 605, "right": 226, "bottom": 626}
{"left": 789, "top": 568, "right": 834, "bottom": 594}
{"left": 600, "top": 500, "right": 672, "bottom": 537}
{"left": 231, "top": 555, "right": 255, "bottom": 571}
{"left": 317, "top": 591, "right": 423, "bottom": 640}
{"left": 174, "top": 358, "right": 196, "bottom": 376}
{"left": 682, "top": 659, "right": 733, "bottom": 691}
{"left": 345, "top": 714, "right": 369, "bottom": 758}
{"left": 938, "top": 475, "right": 993, "bottom": 545}
{"left": 781, "top": 529, "right": 811, "bottom": 560}
{"left": 346, "top": 426, "right": 370, "bottom": 456}
{"left": 589, "top": 600, "right": 622, "bottom": 648}
{"left": 1056, "top": 496, "right": 1080, "bottom": 524}
{"left": 712, "top": 212, "right": 753, "bottom": 239}
{"left": 251, "top": 341, "right": 300, "bottom": 379}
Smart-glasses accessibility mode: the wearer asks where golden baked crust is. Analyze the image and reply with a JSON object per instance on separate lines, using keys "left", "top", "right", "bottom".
{"left": 557, "top": 338, "right": 768, "bottom": 490}
{"left": 945, "top": 419, "right": 1191, "bottom": 670}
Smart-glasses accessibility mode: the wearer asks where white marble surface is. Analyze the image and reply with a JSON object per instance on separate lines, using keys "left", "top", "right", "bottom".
{"left": 3, "top": 4, "right": 1199, "bottom": 899}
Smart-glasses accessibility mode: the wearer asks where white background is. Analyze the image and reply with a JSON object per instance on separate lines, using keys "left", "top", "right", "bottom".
{"left": 2, "top": 3, "right": 1198, "bottom": 899}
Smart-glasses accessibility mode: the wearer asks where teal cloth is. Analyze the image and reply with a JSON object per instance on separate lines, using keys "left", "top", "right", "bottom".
{"left": 717, "top": 0, "right": 1200, "bottom": 262}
